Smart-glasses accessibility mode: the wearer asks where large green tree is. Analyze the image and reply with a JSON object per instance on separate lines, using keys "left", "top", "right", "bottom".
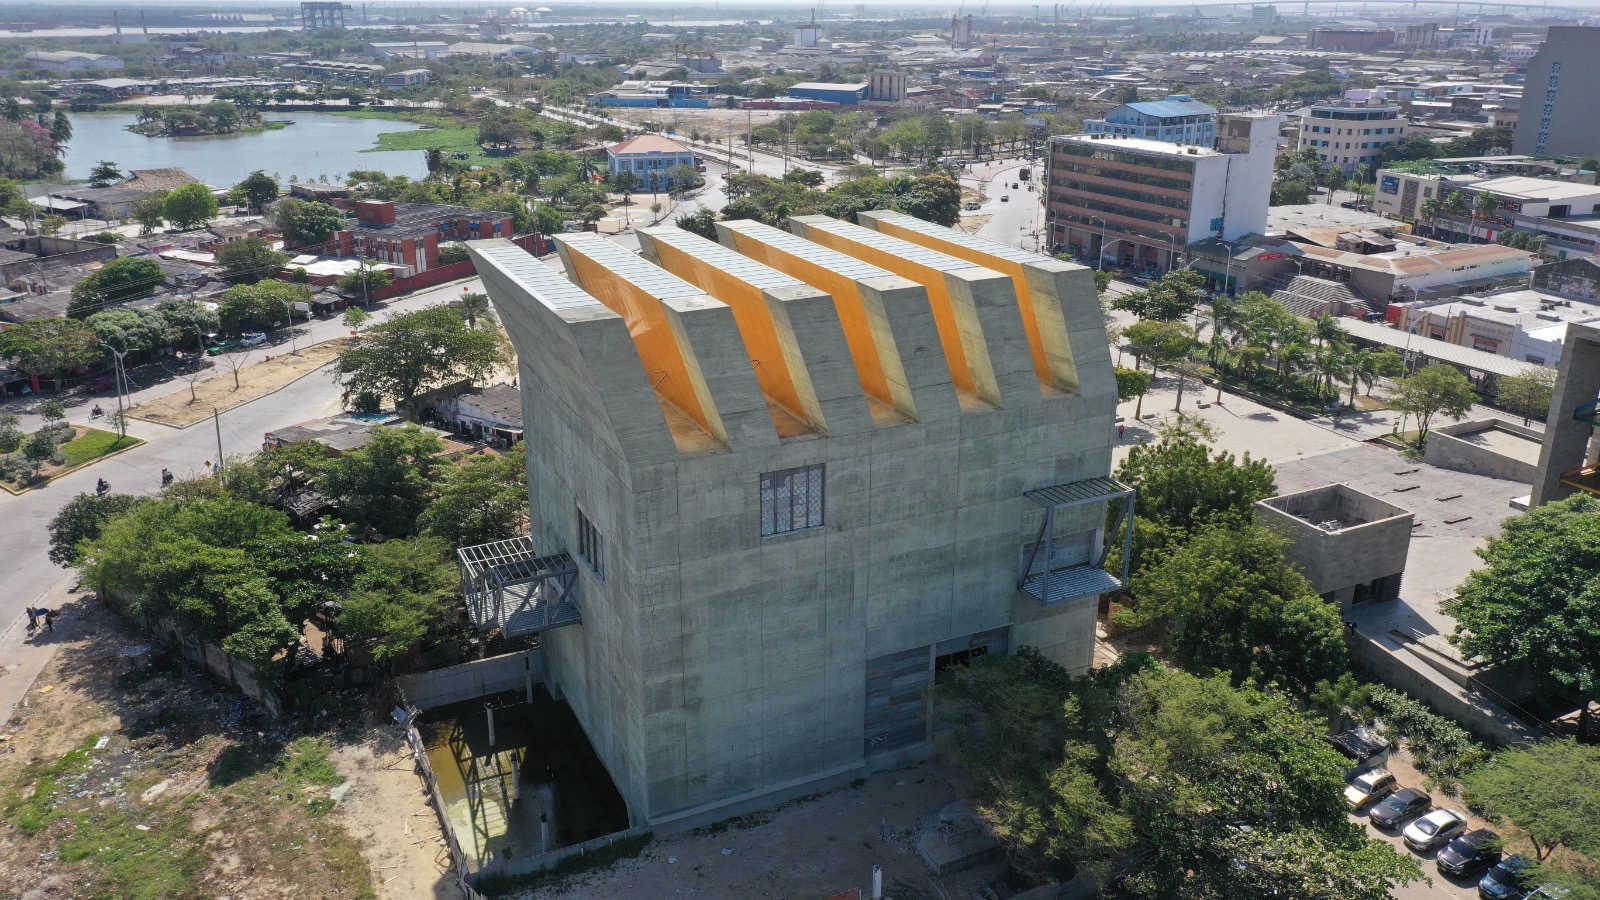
{"left": 1496, "top": 367, "right": 1556, "bottom": 426}
{"left": 129, "top": 190, "right": 168, "bottom": 234}
{"left": 1123, "top": 523, "right": 1348, "bottom": 695}
{"left": 336, "top": 536, "right": 457, "bottom": 661}
{"left": 1113, "top": 421, "right": 1278, "bottom": 571}
{"left": 1464, "top": 739, "right": 1600, "bottom": 863}
{"left": 1391, "top": 362, "right": 1478, "bottom": 442}
{"left": 272, "top": 197, "right": 346, "bottom": 246}
{"left": 318, "top": 425, "right": 445, "bottom": 538}
{"left": 332, "top": 305, "right": 509, "bottom": 415}
{"left": 1452, "top": 495, "right": 1600, "bottom": 735}
{"left": 1112, "top": 267, "right": 1207, "bottom": 322}
{"left": 418, "top": 451, "right": 527, "bottom": 547}
{"left": 46, "top": 492, "right": 148, "bottom": 567}
{"left": 0, "top": 317, "right": 101, "bottom": 386}
{"left": 934, "top": 654, "right": 1421, "bottom": 897}
{"left": 68, "top": 257, "right": 165, "bottom": 318}
{"left": 162, "top": 182, "right": 219, "bottom": 230}
{"left": 219, "top": 279, "right": 310, "bottom": 332}
{"left": 230, "top": 170, "right": 279, "bottom": 213}
{"left": 215, "top": 236, "right": 289, "bottom": 285}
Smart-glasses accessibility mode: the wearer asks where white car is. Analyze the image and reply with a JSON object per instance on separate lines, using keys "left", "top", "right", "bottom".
{"left": 1403, "top": 808, "right": 1468, "bottom": 853}
{"left": 239, "top": 332, "right": 269, "bottom": 347}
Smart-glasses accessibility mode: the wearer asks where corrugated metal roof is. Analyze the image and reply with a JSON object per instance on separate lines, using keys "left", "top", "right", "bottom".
{"left": 645, "top": 228, "right": 809, "bottom": 293}
{"left": 473, "top": 242, "right": 601, "bottom": 311}
{"left": 1024, "top": 475, "right": 1133, "bottom": 508}
{"left": 1338, "top": 317, "right": 1545, "bottom": 378}
{"left": 1125, "top": 97, "right": 1218, "bottom": 118}
{"left": 808, "top": 218, "right": 985, "bottom": 275}
{"left": 726, "top": 221, "right": 895, "bottom": 282}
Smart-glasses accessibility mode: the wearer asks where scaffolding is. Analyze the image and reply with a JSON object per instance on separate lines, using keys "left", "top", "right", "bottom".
{"left": 458, "top": 537, "right": 580, "bottom": 637}
{"left": 1018, "top": 476, "right": 1135, "bottom": 606}
{"left": 301, "top": 2, "right": 350, "bottom": 29}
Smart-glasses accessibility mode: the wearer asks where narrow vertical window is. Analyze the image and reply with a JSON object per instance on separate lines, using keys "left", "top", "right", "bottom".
{"left": 760, "top": 464, "right": 825, "bottom": 537}
{"left": 576, "top": 505, "right": 603, "bottom": 579}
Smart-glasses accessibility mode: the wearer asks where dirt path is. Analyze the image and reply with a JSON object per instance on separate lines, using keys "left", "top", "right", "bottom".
{"left": 506, "top": 759, "right": 1006, "bottom": 900}
{"left": 332, "top": 735, "right": 466, "bottom": 900}
{"left": 128, "top": 339, "right": 349, "bottom": 428}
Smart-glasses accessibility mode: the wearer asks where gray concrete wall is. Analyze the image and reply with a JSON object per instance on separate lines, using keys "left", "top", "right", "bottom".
{"left": 470, "top": 221, "right": 1118, "bottom": 827}
{"left": 1426, "top": 420, "right": 1542, "bottom": 484}
{"left": 1255, "top": 485, "right": 1412, "bottom": 598}
{"left": 1532, "top": 321, "right": 1600, "bottom": 505}
{"left": 396, "top": 649, "right": 545, "bottom": 710}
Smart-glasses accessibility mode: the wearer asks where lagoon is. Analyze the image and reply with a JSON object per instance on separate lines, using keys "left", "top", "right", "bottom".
{"left": 61, "top": 111, "right": 429, "bottom": 187}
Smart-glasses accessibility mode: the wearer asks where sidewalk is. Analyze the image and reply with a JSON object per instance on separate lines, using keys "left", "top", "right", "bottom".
{"left": 0, "top": 576, "right": 79, "bottom": 729}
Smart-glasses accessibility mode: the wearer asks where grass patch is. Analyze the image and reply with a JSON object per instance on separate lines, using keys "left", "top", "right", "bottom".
{"left": 61, "top": 428, "right": 142, "bottom": 467}
{"left": 274, "top": 736, "right": 344, "bottom": 787}
{"left": 59, "top": 808, "right": 207, "bottom": 900}
{"left": 473, "top": 832, "right": 652, "bottom": 897}
{"left": 3, "top": 736, "right": 99, "bottom": 835}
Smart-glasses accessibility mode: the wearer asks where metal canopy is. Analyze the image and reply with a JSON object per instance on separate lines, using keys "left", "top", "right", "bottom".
{"left": 458, "top": 536, "right": 581, "bottom": 637}
{"left": 1019, "top": 476, "right": 1135, "bottom": 608}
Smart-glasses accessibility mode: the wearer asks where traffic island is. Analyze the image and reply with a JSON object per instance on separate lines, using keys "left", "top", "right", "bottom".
{"left": 0, "top": 425, "right": 144, "bottom": 495}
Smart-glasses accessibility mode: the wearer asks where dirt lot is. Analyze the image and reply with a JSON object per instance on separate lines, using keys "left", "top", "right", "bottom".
{"left": 500, "top": 759, "right": 1005, "bottom": 900}
{"left": 129, "top": 339, "right": 349, "bottom": 428}
{"left": 0, "top": 592, "right": 454, "bottom": 900}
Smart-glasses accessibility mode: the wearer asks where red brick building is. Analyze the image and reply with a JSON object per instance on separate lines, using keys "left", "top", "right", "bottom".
{"left": 332, "top": 200, "right": 515, "bottom": 274}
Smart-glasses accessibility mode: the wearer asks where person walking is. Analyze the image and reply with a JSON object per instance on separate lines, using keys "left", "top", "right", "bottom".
{"left": 40, "top": 609, "right": 54, "bottom": 633}
{"left": 25, "top": 607, "right": 37, "bottom": 631}
{"left": 1117, "top": 423, "right": 1126, "bottom": 440}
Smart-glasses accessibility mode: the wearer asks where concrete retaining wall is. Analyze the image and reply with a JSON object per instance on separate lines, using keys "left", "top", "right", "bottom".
{"left": 1347, "top": 631, "right": 1535, "bottom": 748}
{"left": 396, "top": 648, "right": 544, "bottom": 710}
{"left": 1425, "top": 419, "right": 1541, "bottom": 484}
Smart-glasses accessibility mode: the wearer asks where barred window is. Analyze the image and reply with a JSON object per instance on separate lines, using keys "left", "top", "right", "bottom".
{"left": 576, "top": 505, "right": 603, "bottom": 579}
{"left": 760, "top": 464, "right": 824, "bottom": 537}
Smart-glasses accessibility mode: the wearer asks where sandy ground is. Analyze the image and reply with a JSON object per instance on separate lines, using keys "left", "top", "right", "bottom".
{"left": 510, "top": 759, "right": 1006, "bottom": 900}
{"left": 332, "top": 736, "right": 466, "bottom": 900}
{"left": 128, "top": 338, "right": 348, "bottom": 427}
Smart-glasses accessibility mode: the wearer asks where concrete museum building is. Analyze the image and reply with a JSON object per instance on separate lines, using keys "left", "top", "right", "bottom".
{"left": 464, "top": 211, "right": 1126, "bottom": 829}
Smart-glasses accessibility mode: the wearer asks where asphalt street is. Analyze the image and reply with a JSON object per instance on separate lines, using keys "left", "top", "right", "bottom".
{"left": 0, "top": 274, "right": 487, "bottom": 645}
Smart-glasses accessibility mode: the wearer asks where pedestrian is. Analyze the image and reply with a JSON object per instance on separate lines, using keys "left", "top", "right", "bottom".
{"left": 41, "top": 609, "right": 53, "bottom": 633}
{"left": 1118, "top": 423, "right": 1125, "bottom": 440}
{"left": 25, "top": 607, "right": 37, "bottom": 631}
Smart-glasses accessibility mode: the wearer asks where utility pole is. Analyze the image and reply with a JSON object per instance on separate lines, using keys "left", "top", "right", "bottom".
{"left": 111, "top": 347, "right": 129, "bottom": 439}
{"left": 213, "top": 408, "right": 224, "bottom": 474}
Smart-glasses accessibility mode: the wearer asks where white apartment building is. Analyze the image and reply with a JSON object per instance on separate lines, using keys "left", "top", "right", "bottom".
{"left": 1298, "top": 99, "right": 1407, "bottom": 173}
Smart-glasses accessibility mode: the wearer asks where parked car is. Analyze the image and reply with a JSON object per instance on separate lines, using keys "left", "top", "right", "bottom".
{"left": 1404, "top": 808, "right": 1468, "bottom": 853}
{"left": 205, "top": 340, "right": 237, "bottom": 356}
{"left": 1341, "top": 200, "right": 1361, "bottom": 209}
{"left": 1438, "top": 829, "right": 1503, "bottom": 877}
{"left": 1343, "top": 768, "right": 1396, "bottom": 809}
{"left": 239, "top": 332, "right": 268, "bottom": 348}
{"left": 84, "top": 374, "right": 116, "bottom": 393}
{"left": 1370, "top": 787, "right": 1431, "bottom": 829}
{"left": 1479, "top": 854, "right": 1532, "bottom": 899}
{"left": 1001, "top": 195, "right": 1010, "bottom": 202}
{"left": 964, "top": 202, "right": 981, "bottom": 211}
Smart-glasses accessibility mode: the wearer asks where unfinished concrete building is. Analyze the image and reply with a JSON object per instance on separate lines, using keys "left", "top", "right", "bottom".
{"left": 1255, "top": 484, "right": 1413, "bottom": 611}
{"left": 465, "top": 212, "right": 1123, "bottom": 829}
{"left": 1532, "top": 321, "right": 1600, "bottom": 505}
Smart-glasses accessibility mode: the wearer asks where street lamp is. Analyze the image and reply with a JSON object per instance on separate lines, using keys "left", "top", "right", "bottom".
{"left": 281, "top": 299, "right": 300, "bottom": 355}
{"left": 1090, "top": 216, "right": 1108, "bottom": 271}
{"left": 1164, "top": 232, "right": 1179, "bottom": 273}
{"left": 1220, "top": 239, "right": 1240, "bottom": 296}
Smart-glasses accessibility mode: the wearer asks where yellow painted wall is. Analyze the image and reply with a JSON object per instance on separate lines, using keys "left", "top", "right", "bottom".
{"left": 563, "top": 249, "right": 722, "bottom": 442}
{"left": 871, "top": 218, "right": 1072, "bottom": 394}
{"left": 651, "top": 240, "right": 821, "bottom": 434}
{"left": 724, "top": 231, "right": 907, "bottom": 417}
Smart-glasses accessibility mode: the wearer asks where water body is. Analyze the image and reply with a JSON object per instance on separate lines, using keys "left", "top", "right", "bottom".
{"left": 61, "top": 111, "right": 429, "bottom": 186}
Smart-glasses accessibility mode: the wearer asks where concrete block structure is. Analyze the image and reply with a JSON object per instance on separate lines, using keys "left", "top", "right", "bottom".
{"left": 1255, "top": 484, "right": 1413, "bottom": 611}
{"left": 1531, "top": 321, "right": 1600, "bottom": 504}
{"left": 1425, "top": 420, "right": 1544, "bottom": 484}
{"left": 466, "top": 213, "right": 1122, "bottom": 830}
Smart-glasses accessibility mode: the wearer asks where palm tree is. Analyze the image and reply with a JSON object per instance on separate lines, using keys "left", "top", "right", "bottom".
{"left": 1311, "top": 344, "right": 1346, "bottom": 405}
{"left": 424, "top": 148, "right": 445, "bottom": 177}
{"left": 1473, "top": 192, "right": 1500, "bottom": 243}
{"left": 1419, "top": 196, "right": 1440, "bottom": 236}
{"left": 1441, "top": 190, "right": 1470, "bottom": 241}
{"left": 458, "top": 292, "right": 495, "bottom": 330}
{"left": 1345, "top": 349, "right": 1378, "bottom": 407}
{"left": 1, "top": 97, "right": 21, "bottom": 123}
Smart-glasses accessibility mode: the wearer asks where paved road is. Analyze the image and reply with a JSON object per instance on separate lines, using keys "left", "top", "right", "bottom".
{"left": 0, "top": 274, "right": 487, "bottom": 644}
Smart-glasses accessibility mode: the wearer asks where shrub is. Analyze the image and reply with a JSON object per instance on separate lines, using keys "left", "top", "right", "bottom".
{"left": 1368, "top": 686, "right": 1492, "bottom": 796}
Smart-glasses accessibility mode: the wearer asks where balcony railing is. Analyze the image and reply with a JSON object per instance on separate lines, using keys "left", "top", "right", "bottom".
{"left": 1018, "top": 476, "right": 1136, "bottom": 607}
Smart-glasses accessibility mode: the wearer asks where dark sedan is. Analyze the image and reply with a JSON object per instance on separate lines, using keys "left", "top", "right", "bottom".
{"left": 1438, "top": 829, "right": 1501, "bottom": 877}
{"left": 1370, "top": 787, "right": 1431, "bottom": 829}
{"left": 1479, "top": 854, "right": 1532, "bottom": 899}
